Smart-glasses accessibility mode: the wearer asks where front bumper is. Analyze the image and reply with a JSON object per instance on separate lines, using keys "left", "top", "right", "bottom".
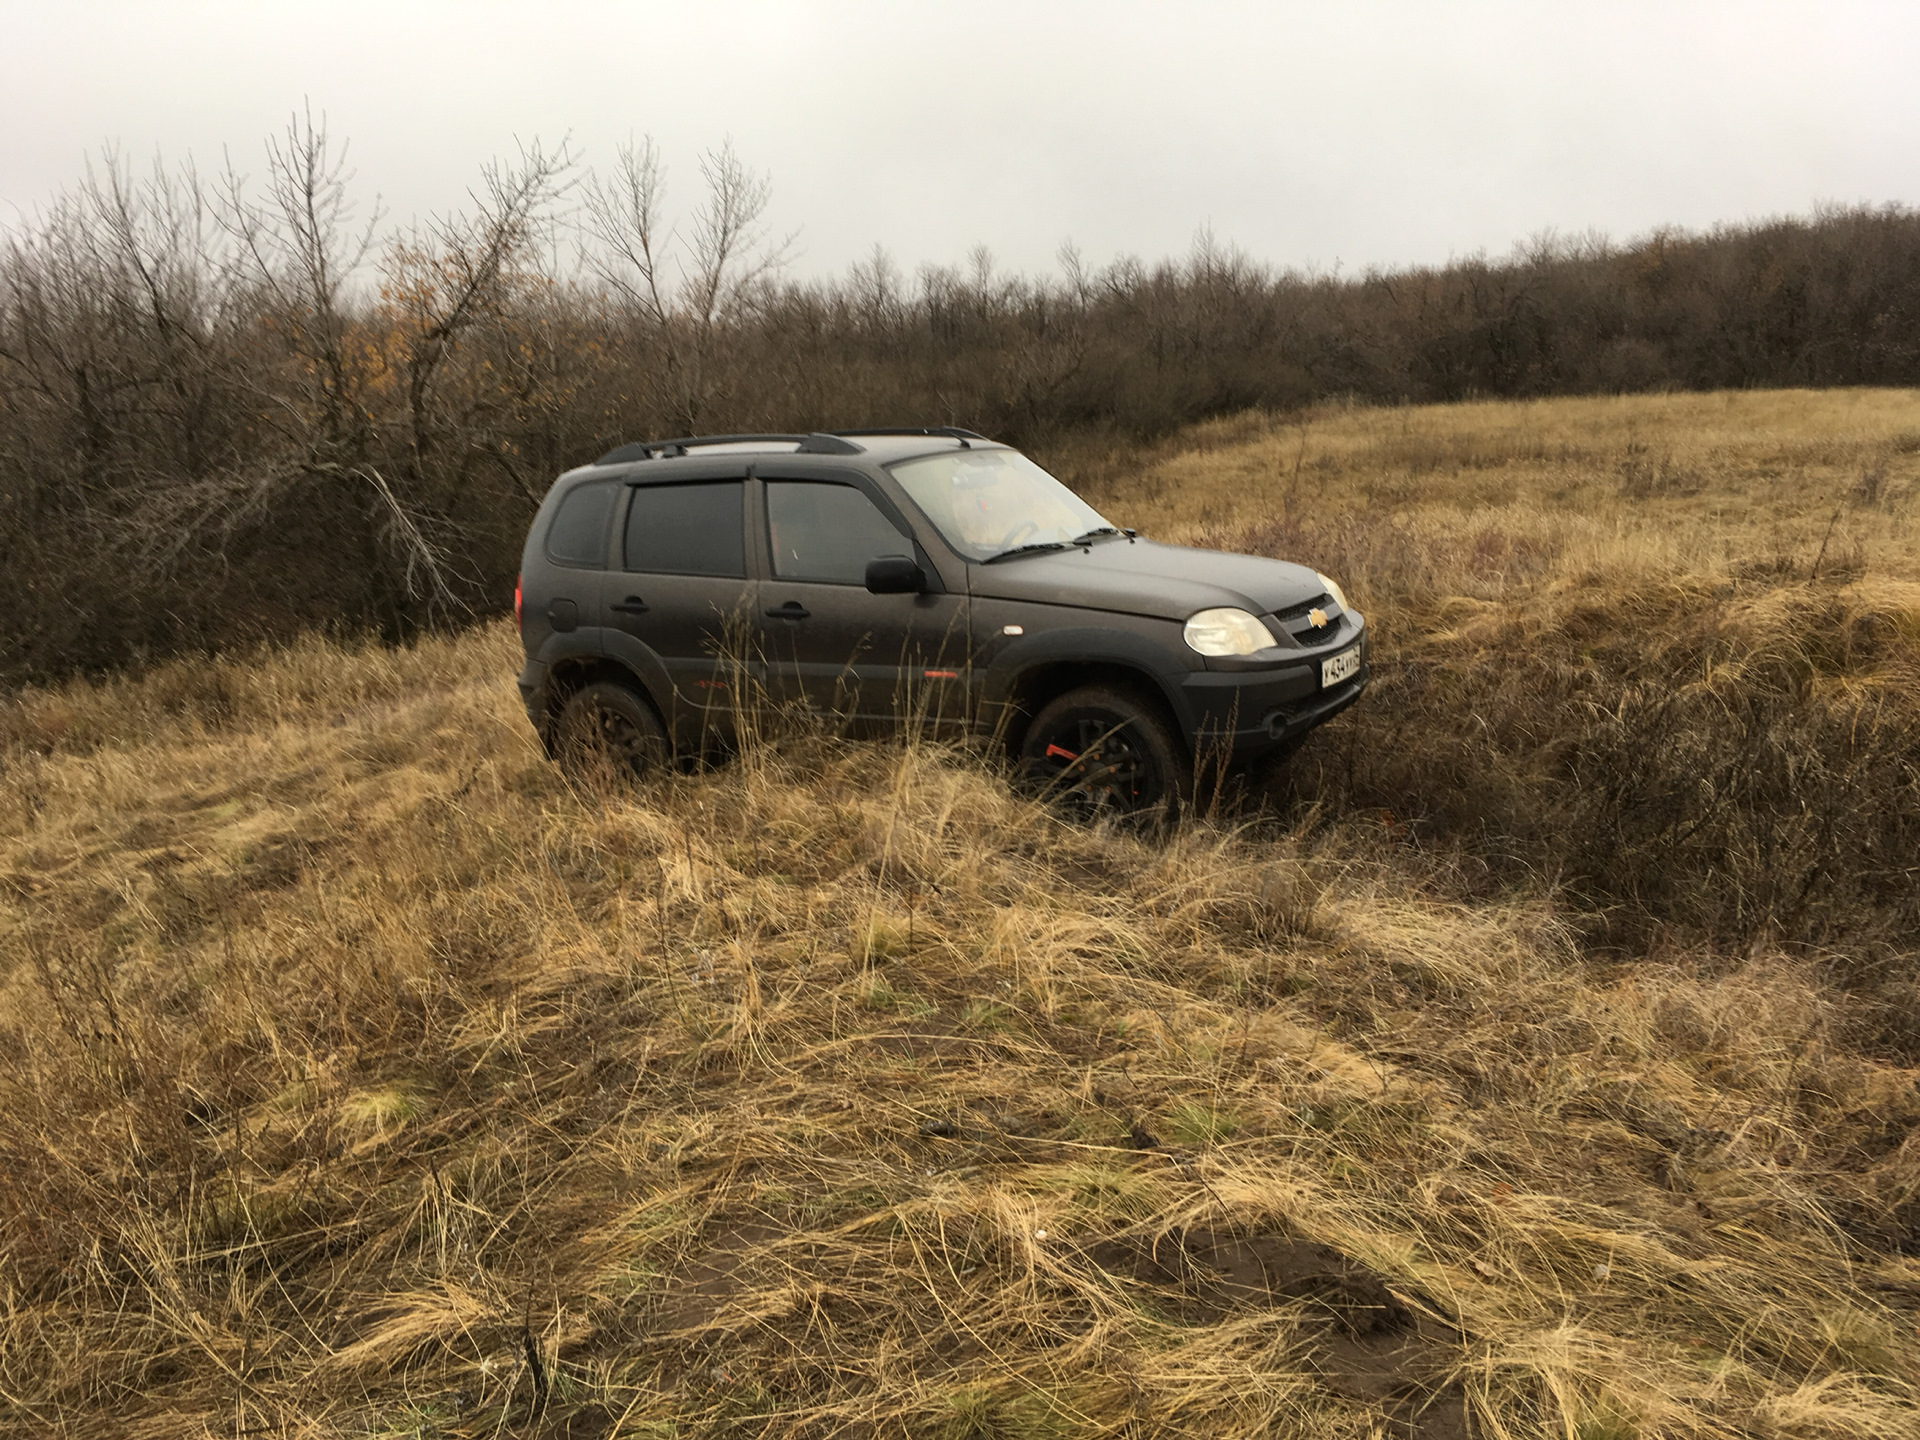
{"left": 1174, "top": 621, "right": 1370, "bottom": 764}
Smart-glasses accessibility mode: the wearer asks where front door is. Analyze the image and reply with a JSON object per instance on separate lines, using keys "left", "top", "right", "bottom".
{"left": 755, "top": 477, "right": 968, "bottom": 733}
{"left": 601, "top": 477, "right": 756, "bottom": 748}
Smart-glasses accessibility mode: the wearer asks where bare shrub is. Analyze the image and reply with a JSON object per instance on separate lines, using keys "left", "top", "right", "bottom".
{"left": 10, "top": 126, "right": 1920, "bottom": 680}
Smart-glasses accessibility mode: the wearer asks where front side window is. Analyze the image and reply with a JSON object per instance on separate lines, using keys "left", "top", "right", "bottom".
{"left": 624, "top": 482, "right": 746, "bottom": 576}
{"left": 545, "top": 481, "right": 617, "bottom": 567}
{"left": 889, "top": 448, "right": 1111, "bottom": 562}
{"left": 765, "top": 481, "right": 913, "bottom": 585}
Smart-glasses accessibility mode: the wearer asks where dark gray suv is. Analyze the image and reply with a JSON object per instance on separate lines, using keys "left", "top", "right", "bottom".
{"left": 515, "top": 429, "right": 1367, "bottom": 816}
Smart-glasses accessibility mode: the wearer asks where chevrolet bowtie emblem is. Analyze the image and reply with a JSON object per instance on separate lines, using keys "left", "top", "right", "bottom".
{"left": 1308, "top": 607, "right": 1329, "bottom": 629}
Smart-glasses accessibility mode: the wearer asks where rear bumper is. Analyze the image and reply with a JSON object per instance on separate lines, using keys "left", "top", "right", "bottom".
{"left": 1174, "top": 623, "right": 1370, "bottom": 764}
{"left": 517, "top": 658, "right": 550, "bottom": 737}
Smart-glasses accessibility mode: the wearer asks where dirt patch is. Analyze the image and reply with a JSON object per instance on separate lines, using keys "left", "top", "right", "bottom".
{"left": 551, "top": 1404, "right": 618, "bottom": 1440}
{"left": 653, "top": 1219, "right": 786, "bottom": 1334}
{"left": 1088, "top": 1227, "right": 1470, "bottom": 1437}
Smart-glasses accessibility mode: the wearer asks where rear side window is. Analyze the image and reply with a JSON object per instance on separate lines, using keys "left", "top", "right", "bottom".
{"left": 624, "top": 482, "right": 745, "bottom": 576}
{"left": 765, "top": 481, "right": 912, "bottom": 585}
{"left": 545, "top": 481, "right": 617, "bottom": 566}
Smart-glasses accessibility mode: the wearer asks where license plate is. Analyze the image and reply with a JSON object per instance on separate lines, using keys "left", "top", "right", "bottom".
{"left": 1321, "top": 645, "right": 1361, "bottom": 688}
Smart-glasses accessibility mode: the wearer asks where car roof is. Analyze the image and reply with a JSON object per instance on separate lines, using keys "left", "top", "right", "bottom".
{"left": 545, "top": 431, "right": 1016, "bottom": 498}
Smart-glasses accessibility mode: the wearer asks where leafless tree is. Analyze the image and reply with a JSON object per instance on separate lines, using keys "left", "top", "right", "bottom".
{"left": 218, "top": 106, "right": 381, "bottom": 457}
{"left": 581, "top": 136, "right": 791, "bottom": 433}
{"left": 207, "top": 118, "right": 572, "bottom": 624}
{"left": 374, "top": 139, "right": 572, "bottom": 617}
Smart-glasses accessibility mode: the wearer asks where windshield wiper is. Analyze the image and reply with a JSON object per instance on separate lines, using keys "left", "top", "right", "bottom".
{"left": 982, "top": 541, "right": 1071, "bottom": 563}
{"left": 1070, "top": 527, "right": 1124, "bottom": 545}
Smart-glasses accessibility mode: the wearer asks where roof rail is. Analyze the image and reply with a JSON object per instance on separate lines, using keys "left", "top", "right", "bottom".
{"left": 592, "top": 426, "right": 989, "bottom": 466}
{"left": 798, "top": 433, "right": 863, "bottom": 455}
{"left": 831, "top": 426, "right": 989, "bottom": 449}
{"left": 593, "top": 434, "right": 811, "bottom": 466}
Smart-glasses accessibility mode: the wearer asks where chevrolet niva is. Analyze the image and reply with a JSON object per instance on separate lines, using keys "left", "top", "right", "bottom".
{"left": 515, "top": 429, "right": 1367, "bottom": 818}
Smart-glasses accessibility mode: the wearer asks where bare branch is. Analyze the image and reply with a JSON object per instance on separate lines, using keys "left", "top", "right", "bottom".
{"left": 580, "top": 136, "right": 673, "bottom": 326}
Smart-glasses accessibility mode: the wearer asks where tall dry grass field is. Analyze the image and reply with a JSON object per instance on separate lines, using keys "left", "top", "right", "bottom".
{"left": 1085, "top": 389, "right": 1920, "bottom": 969}
{"left": 2, "top": 390, "right": 1917, "bottom": 1438}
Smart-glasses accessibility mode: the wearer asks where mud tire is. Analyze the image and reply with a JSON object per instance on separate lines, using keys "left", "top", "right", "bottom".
{"left": 1017, "top": 684, "right": 1190, "bottom": 825}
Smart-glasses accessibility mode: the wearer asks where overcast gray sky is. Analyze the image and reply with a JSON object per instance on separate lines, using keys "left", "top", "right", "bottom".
{"left": 4, "top": 0, "right": 1916, "bottom": 280}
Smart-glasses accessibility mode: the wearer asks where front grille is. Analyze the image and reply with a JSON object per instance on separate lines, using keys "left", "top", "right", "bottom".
{"left": 1271, "top": 593, "right": 1331, "bottom": 623}
{"left": 1271, "top": 596, "right": 1345, "bottom": 649}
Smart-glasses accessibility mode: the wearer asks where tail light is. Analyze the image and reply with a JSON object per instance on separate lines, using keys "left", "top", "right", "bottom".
{"left": 514, "top": 574, "right": 523, "bottom": 633}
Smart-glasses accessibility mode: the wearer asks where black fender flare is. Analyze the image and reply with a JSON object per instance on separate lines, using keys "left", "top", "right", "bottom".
{"left": 982, "top": 628, "right": 1197, "bottom": 737}
{"left": 533, "top": 627, "right": 601, "bottom": 672}
{"left": 536, "top": 627, "right": 675, "bottom": 725}
{"left": 595, "top": 629, "right": 676, "bottom": 720}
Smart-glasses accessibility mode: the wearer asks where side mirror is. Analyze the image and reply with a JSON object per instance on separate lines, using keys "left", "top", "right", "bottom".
{"left": 865, "top": 555, "right": 926, "bottom": 594}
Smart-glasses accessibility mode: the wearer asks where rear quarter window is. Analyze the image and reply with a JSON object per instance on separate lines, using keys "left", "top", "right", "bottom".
{"left": 545, "top": 481, "right": 617, "bottom": 567}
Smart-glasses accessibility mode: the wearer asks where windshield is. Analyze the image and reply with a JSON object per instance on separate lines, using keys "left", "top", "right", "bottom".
{"left": 888, "top": 448, "right": 1114, "bottom": 562}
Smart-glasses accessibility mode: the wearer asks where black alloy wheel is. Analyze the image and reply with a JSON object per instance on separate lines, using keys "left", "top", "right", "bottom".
{"left": 553, "top": 681, "right": 670, "bottom": 788}
{"left": 1018, "top": 685, "right": 1189, "bottom": 823}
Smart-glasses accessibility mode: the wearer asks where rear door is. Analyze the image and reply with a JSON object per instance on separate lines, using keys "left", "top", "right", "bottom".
{"left": 602, "top": 477, "right": 756, "bottom": 747}
{"left": 755, "top": 475, "right": 969, "bottom": 732}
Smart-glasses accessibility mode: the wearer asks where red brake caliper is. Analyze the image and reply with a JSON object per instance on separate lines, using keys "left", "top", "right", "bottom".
{"left": 1045, "top": 743, "right": 1078, "bottom": 761}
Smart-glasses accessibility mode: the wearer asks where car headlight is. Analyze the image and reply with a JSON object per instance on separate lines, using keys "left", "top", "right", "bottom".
{"left": 1315, "top": 571, "right": 1350, "bottom": 611}
{"left": 1183, "top": 607, "right": 1278, "bottom": 657}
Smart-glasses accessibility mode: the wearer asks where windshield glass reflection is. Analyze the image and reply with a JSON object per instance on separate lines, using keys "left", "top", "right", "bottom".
{"left": 888, "top": 448, "right": 1113, "bottom": 562}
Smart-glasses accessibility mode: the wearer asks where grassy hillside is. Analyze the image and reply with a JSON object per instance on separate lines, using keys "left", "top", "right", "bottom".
{"left": 1081, "top": 389, "right": 1920, "bottom": 965}
{"left": 3, "top": 391, "right": 1918, "bottom": 1438}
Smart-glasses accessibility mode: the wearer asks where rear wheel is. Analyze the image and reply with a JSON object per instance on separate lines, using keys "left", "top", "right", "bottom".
{"left": 553, "top": 681, "right": 670, "bottom": 788}
{"left": 1018, "top": 685, "right": 1190, "bottom": 824}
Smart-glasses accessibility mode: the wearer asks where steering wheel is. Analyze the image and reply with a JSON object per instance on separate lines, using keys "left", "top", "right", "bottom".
{"left": 997, "top": 519, "right": 1040, "bottom": 548}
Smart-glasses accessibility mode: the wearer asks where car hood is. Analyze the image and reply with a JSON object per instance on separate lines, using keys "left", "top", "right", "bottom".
{"left": 966, "top": 538, "right": 1326, "bottom": 621}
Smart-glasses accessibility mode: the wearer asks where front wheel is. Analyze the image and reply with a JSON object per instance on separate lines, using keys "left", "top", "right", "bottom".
{"left": 1017, "top": 685, "right": 1190, "bottom": 824}
{"left": 552, "top": 681, "right": 670, "bottom": 789}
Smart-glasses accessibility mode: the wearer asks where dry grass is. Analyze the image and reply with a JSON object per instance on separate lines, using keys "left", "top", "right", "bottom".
{"left": 3, "top": 390, "right": 1919, "bottom": 1438}
{"left": 1085, "top": 389, "right": 1920, "bottom": 973}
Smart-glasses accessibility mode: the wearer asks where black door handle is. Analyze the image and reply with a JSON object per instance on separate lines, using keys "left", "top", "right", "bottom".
{"left": 610, "top": 596, "right": 649, "bottom": 615}
{"left": 764, "top": 601, "right": 810, "bottom": 620}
